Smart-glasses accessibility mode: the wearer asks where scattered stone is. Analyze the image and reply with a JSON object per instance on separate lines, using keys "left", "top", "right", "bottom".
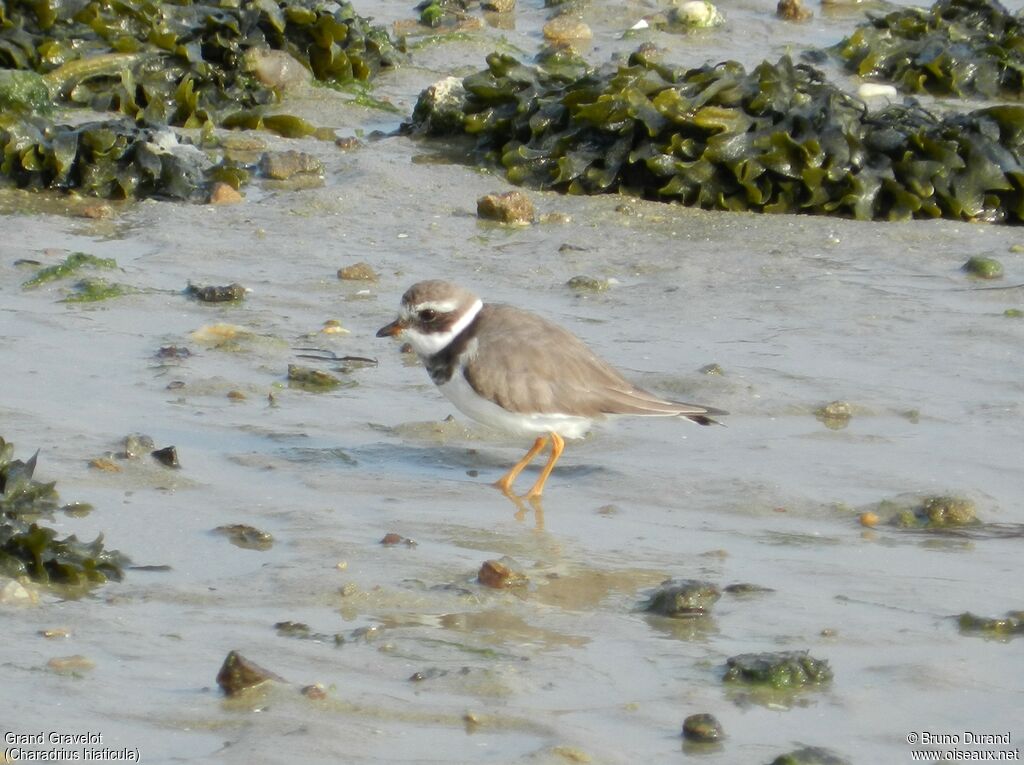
{"left": 540, "top": 212, "right": 572, "bottom": 224}
{"left": 335, "top": 136, "right": 362, "bottom": 150}
{"left": 815, "top": 400, "right": 852, "bottom": 429}
{"left": 155, "top": 346, "right": 191, "bottom": 360}
{"left": 700, "top": 363, "right": 724, "bottom": 375}
{"left": 79, "top": 202, "right": 114, "bottom": 219}
{"left": 723, "top": 651, "right": 833, "bottom": 689}
{"left": 962, "top": 255, "right": 1004, "bottom": 279}
{"left": 566, "top": 275, "right": 610, "bottom": 293}
{"left": 381, "top": 532, "right": 417, "bottom": 547}
{"left": 213, "top": 524, "right": 274, "bottom": 551}
{"left": 216, "top": 650, "right": 284, "bottom": 696}
{"left": 89, "top": 457, "right": 121, "bottom": 473}
{"left": 151, "top": 446, "right": 180, "bottom": 468}
{"left": 301, "top": 683, "right": 328, "bottom": 700}
{"left": 858, "top": 82, "right": 898, "bottom": 99}
{"left": 893, "top": 495, "right": 977, "bottom": 529}
{"left": 644, "top": 578, "right": 721, "bottom": 617}
{"left": 777, "top": 0, "right": 812, "bottom": 21}
{"left": 186, "top": 282, "right": 247, "bottom": 302}
{"left": 337, "top": 262, "right": 378, "bottom": 282}
{"left": 287, "top": 364, "right": 342, "bottom": 391}
{"left": 958, "top": 610, "right": 1024, "bottom": 637}
{"left": 227, "top": 390, "right": 247, "bottom": 401}
{"left": 0, "top": 577, "right": 38, "bottom": 606}
{"left": 410, "top": 76, "right": 468, "bottom": 135}
{"left": 769, "top": 746, "right": 851, "bottom": 765}
{"left": 723, "top": 582, "right": 774, "bottom": 595}
{"left": 208, "top": 181, "right": 243, "bottom": 204}
{"left": 542, "top": 15, "right": 592, "bottom": 45}
{"left": 682, "top": 713, "right": 724, "bottom": 742}
{"left": 122, "top": 433, "right": 155, "bottom": 459}
{"left": 859, "top": 511, "right": 880, "bottom": 528}
{"left": 322, "top": 319, "right": 350, "bottom": 335}
{"left": 478, "top": 558, "right": 528, "bottom": 588}
{"left": 482, "top": 0, "right": 515, "bottom": 11}
{"left": 243, "top": 47, "right": 312, "bottom": 92}
{"left": 261, "top": 150, "right": 324, "bottom": 180}
{"left": 47, "top": 655, "right": 95, "bottom": 674}
{"left": 820, "top": 628, "right": 838, "bottom": 638}
{"left": 477, "top": 190, "right": 535, "bottom": 224}
{"left": 39, "top": 628, "right": 70, "bottom": 639}
{"left": 670, "top": 0, "right": 725, "bottom": 28}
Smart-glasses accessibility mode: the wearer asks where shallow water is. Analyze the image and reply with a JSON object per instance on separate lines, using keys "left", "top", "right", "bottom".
{"left": 3, "top": 1, "right": 1024, "bottom": 764}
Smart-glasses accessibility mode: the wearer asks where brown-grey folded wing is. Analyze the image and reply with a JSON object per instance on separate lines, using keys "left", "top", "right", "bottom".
{"left": 462, "top": 305, "right": 724, "bottom": 419}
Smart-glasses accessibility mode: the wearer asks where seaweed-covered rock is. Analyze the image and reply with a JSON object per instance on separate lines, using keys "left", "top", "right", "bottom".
{"left": 682, "top": 713, "right": 724, "bottom": 742}
{"left": 644, "top": 578, "right": 721, "bottom": 617}
{"left": 408, "top": 50, "right": 1024, "bottom": 223}
{"left": 216, "top": 650, "right": 284, "bottom": 696}
{"left": 723, "top": 651, "right": 832, "bottom": 689}
{"left": 769, "top": 747, "right": 851, "bottom": 765}
{"left": 962, "top": 256, "right": 1004, "bottom": 279}
{"left": 958, "top": 611, "right": 1024, "bottom": 636}
{"left": 0, "top": 119, "right": 236, "bottom": 201}
{"left": 831, "top": 0, "right": 1024, "bottom": 99}
{"left": 892, "top": 495, "right": 978, "bottom": 529}
{"left": 0, "top": 437, "right": 128, "bottom": 586}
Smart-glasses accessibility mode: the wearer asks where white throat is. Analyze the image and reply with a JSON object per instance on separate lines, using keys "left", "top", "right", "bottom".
{"left": 404, "top": 298, "right": 483, "bottom": 357}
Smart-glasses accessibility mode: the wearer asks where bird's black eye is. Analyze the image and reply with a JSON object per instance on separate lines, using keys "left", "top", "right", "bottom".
{"left": 418, "top": 308, "right": 437, "bottom": 322}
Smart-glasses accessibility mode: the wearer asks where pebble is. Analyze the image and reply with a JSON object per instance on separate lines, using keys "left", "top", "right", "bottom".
{"left": 477, "top": 190, "right": 535, "bottom": 224}
{"left": 208, "top": 181, "right": 243, "bottom": 204}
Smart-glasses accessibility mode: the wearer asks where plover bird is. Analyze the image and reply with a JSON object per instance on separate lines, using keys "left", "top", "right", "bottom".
{"left": 377, "top": 280, "right": 725, "bottom": 499}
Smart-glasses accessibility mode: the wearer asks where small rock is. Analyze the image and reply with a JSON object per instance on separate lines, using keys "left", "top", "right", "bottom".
{"left": 337, "top": 262, "right": 379, "bottom": 282}
{"left": 243, "top": 47, "right": 312, "bottom": 92}
{"left": 542, "top": 15, "right": 592, "bottom": 45}
{"left": 566, "top": 275, "right": 611, "bottom": 293}
{"left": 700, "top": 363, "right": 724, "bottom": 375}
{"left": 261, "top": 150, "right": 324, "bottom": 180}
{"left": 482, "top": 0, "right": 515, "bottom": 10}
{"left": 768, "top": 746, "right": 851, "bottom": 765}
{"left": 0, "top": 577, "right": 38, "bottom": 606}
{"left": 815, "top": 400, "right": 852, "bottom": 429}
{"left": 216, "top": 650, "right": 284, "bottom": 696}
{"left": 122, "top": 433, "right": 155, "bottom": 458}
{"left": 644, "top": 578, "right": 721, "bottom": 617}
{"left": 186, "top": 282, "right": 247, "bottom": 302}
{"left": 776, "top": 0, "right": 812, "bottom": 20}
{"left": 322, "top": 319, "right": 350, "bottom": 335}
{"left": 89, "top": 457, "right": 121, "bottom": 472}
{"left": 723, "top": 582, "right": 774, "bottom": 595}
{"left": 670, "top": 0, "right": 724, "bottom": 27}
{"left": 301, "top": 683, "right": 328, "bottom": 700}
{"left": 477, "top": 190, "right": 535, "bottom": 224}
{"left": 962, "top": 255, "right": 1003, "bottom": 279}
{"left": 151, "top": 446, "right": 180, "bottom": 468}
{"left": 287, "top": 364, "right": 342, "bottom": 391}
{"left": 39, "top": 628, "right": 70, "bottom": 639}
{"left": 47, "top": 655, "right": 95, "bottom": 674}
{"left": 412, "top": 76, "right": 468, "bottom": 135}
{"left": 213, "top": 524, "right": 274, "bottom": 551}
{"left": 381, "top": 532, "right": 417, "bottom": 547}
{"left": 208, "top": 181, "right": 243, "bottom": 205}
{"left": 859, "top": 511, "right": 879, "bottom": 528}
{"left": 79, "top": 202, "right": 114, "bottom": 219}
{"left": 155, "top": 345, "right": 191, "bottom": 360}
{"left": 478, "top": 558, "right": 528, "bottom": 588}
{"left": 227, "top": 390, "right": 247, "bottom": 401}
{"left": 723, "top": 650, "right": 833, "bottom": 689}
{"left": 682, "top": 713, "right": 724, "bottom": 742}
{"left": 335, "top": 136, "right": 362, "bottom": 150}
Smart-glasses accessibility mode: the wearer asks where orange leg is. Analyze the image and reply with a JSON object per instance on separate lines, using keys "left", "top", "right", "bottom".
{"left": 524, "top": 432, "right": 564, "bottom": 499}
{"left": 495, "top": 435, "right": 548, "bottom": 496}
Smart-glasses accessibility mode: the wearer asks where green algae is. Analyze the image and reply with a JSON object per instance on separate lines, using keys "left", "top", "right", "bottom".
{"left": 0, "top": 437, "right": 129, "bottom": 587}
{"left": 958, "top": 610, "right": 1024, "bottom": 637}
{"left": 963, "top": 256, "right": 1004, "bottom": 279}
{"left": 22, "top": 252, "right": 118, "bottom": 289}
{"left": 409, "top": 49, "right": 1024, "bottom": 223}
{"left": 63, "top": 277, "right": 134, "bottom": 303}
{"left": 831, "top": 0, "right": 1024, "bottom": 100}
{"left": 723, "top": 650, "right": 833, "bottom": 689}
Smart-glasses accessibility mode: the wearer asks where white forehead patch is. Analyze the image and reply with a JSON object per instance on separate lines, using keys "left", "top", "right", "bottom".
{"left": 403, "top": 298, "right": 483, "bottom": 357}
